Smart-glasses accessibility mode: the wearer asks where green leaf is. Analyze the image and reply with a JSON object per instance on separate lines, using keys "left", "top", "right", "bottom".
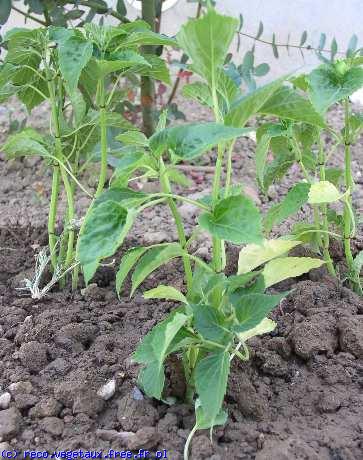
{"left": 263, "top": 257, "right": 324, "bottom": 288}
{"left": 0, "top": 0, "right": 11, "bottom": 25}
{"left": 137, "top": 54, "right": 171, "bottom": 84}
{"left": 225, "top": 78, "right": 283, "bottom": 127}
{"left": 194, "top": 399, "right": 227, "bottom": 430}
{"left": 353, "top": 250, "right": 363, "bottom": 274}
{"left": 238, "top": 240, "right": 301, "bottom": 274}
{"left": 116, "top": 247, "right": 148, "bottom": 297}
{"left": 18, "top": 72, "right": 49, "bottom": 112}
{"left": 176, "top": 8, "right": 238, "bottom": 84}
{"left": 131, "top": 243, "right": 185, "bottom": 296}
{"left": 264, "top": 182, "right": 311, "bottom": 233}
{"left": 149, "top": 123, "right": 250, "bottom": 160}
{"left": 182, "top": 82, "right": 213, "bottom": 108}
{"left": 116, "top": 130, "right": 149, "bottom": 147}
{"left": 134, "top": 310, "right": 188, "bottom": 399}
{"left": 94, "top": 187, "right": 148, "bottom": 208}
{"left": 195, "top": 351, "right": 230, "bottom": 422}
{"left": 259, "top": 86, "right": 326, "bottom": 127}
{"left": 232, "top": 292, "right": 285, "bottom": 333}
{"left": 300, "top": 31, "right": 308, "bottom": 46}
{"left": 2, "top": 129, "right": 49, "bottom": 158}
{"left": 254, "top": 63, "right": 270, "bottom": 77}
{"left": 119, "top": 30, "right": 176, "bottom": 48}
{"left": 193, "top": 304, "right": 231, "bottom": 343}
{"left": 237, "top": 317, "right": 276, "bottom": 342}
{"left": 198, "top": 195, "right": 263, "bottom": 244}
{"left": 116, "top": 0, "right": 127, "bottom": 16}
{"left": 96, "top": 51, "right": 151, "bottom": 78}
{"left": 144, "top": 285, "right": 187, "bottom": 304}
{"left": 308, "top": 180, "right": 344, "bottom": 204}
{"left": 58, "top": 36, "right": 93, "bottom": 92}
{"left": 77, "top": 201, "right": 135, "bottom": 269}
{"left": 308, "top": 64, "right": 363, "bottom": 113}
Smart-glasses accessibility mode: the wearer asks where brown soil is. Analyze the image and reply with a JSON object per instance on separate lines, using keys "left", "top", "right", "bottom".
{"left": 0, "top": 228, "right": 362, "bottom": 459}
{"left": 1, "top": 97, "right": 363, "bottom": 458}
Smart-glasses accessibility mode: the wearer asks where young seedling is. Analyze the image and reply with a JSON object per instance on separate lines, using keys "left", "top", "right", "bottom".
{"left": 256, "top": 56, "right": 363, "bottom": 293}
{"left": 76, "top": 7, "right": 325, "bottom": 456}
{"left": 1, "top": 22, "right": 175, "bottom": 290}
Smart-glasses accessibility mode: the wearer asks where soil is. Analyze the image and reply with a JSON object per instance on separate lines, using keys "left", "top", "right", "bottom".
{"left": 0, "top": 96, "right": 363, "bottom": 459}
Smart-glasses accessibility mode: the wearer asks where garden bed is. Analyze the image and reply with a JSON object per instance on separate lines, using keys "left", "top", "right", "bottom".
{"left": 1, "top": 99, "right": 363, "bottom": 458}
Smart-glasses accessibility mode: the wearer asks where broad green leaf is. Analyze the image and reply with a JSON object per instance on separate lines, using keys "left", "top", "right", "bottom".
{"left": 193, "top": 304, "right": 231, "bottom": 343}
{"left": 182, "top": 82, "right": 213, "bottom": 108}
{"left": 195, "top": 351, "right": 230, "bottom": 422}
{"left": 263, "top": 135, "right": 295, "bottom": 190}
{"left": 2, "top": 129, "right": 49, "bottom": 158}
{"left": 308, "top": 180, "right": 344, "bottom": 204}
{"left": 216, "top": 69, "right": 240, "bottom": 113}
{"left": 259, "top": 86, "right": 326, "bottom": 127}
{"left": 82, "top": 260, "right": 99, "bottom": 285}
{"left": 143, "top": 285, "right": 187, "bottom": 304}
{"left": 177, "top": 8, "right": 238, "bottom": 84}
{"left": 78, "top": 202, "right": 135, "bottom": 268}
{"left": 225, "top": 78, "right": 283, "bottom": 127}
{"left": 264, "top": 182, "right": 311, "bottom": 233}
{"left": 263, "top": 257, "right": 324, "bottom": 288}
{"left": 238, "top": 240, "right": 301, "bottom": 274}
{"left": 69, "top": 89, "right": 86, "bottom": 127}
{"left": 149, "top": 123, "right": 250, "bottom": 159}
{"left": 137, "top": 54, "right": 171, "bottom": 84}
{"left": 0, "top": 0, "right": 11, "bottom": 25}
{"left": 195, "top": 399, "right": 227, "bottom": 430}
{"left": 96, "top": 51, "right": 150, "bottom": 78}
{"left": 58, "top": 36, "right": 93, "bottom": 92}
{"left": 118, "top": 30, "right": 176, "bottom": 48}
{"left": 116, "top": 130, "right": 149, "bottom": 147}
{"left": 131, "top": 243, "right": 185, "bottom": 296}
{"left": 232, "top": 292, "right": 285, "bottom": 333}
{"left": 134, "top": 311, "right": 188, "bottom": 399}
{"left": 94, "top": 187, "right": 148, "bottom": 208}
{"left": 309, "top": 64, "right": 363, "bottom": 113}
{"left": 353, "top": 250, "right": 363, "bottom": 273}
{"left": 18, "top": 73, "right": 49, "bottom": 112}
{"left": 198, "top": 195, "right": 263, "bottom": 244}
{"left": 255, "top": 134, "right": 271, "bottom": 188}
{"left": 116, "top": 247, "right": 148, "bottom": 297}
{"left": 237, "top": 318, "right": 276, "bottom": 342}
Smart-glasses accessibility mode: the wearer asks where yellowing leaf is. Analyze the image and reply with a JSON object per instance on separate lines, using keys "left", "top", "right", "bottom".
{"left": 238, "top": 240, "right": 301, "bottom": 275}
{"left": 143, "top": 285, "right": 187, "bottom": 304}
{"left": 308, "top": 180, "right": 345, "bottom": 204}
{"left": 237, "top": 318, "right": 276, "bottom": 342}
{"left": 263, "top": 257, "right": 324, "bottom": 288}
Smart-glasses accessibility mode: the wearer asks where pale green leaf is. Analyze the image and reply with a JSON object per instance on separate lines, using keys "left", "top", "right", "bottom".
{"left": 119, "top": 30, "right": 176, "bottom": 48}
{"left": 263, "top": 257, "right": 324, "bottom": 288}
{"left": 177, "top": 8, "right": 238, "bottom": 84}
{"left": 2, "top": 129, "right": 49, "bottom": 158}
{"left": 116, "top": 130, "right": 149, "bottom": 147}
{"left": 116, "top": 247, "right": 148, "bottom": 297}
{"left": 149, "top": 123, "right": 250, "bottom": 159}
{"left": 259, "top": 86, "right": 326, "bottom": 127}
{"left": 238, "top": 239, "right": 301, "bottom": 274}
{"left": 182, "top": 82, "right": 213, "bottom": 108}
{"left": 143, "top": 285, "right": 187, "bottom": 304}
{"left": 237, "top": 318, "right": 276, "bottom": 342}
{"left": 308, "top": 180, "right": 345, "bottom": 204}
{"left": 195, "top": 399, "right": 227, "bottom": 430}
{"left": 198, "top": 195, "right": 263, "bottom": 244}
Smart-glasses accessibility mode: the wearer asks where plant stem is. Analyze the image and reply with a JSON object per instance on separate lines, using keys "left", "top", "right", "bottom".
{"left": 318, "top": 136, "right": 336, "bottom": 276}
{"left": 95, "top": 78, "right": 107, "bottom": 197}
{"left": 224, "top": 141, "right": 235, "bottom": 197}
{"left": 343, "top": 98, "right": 356, "bottom": 287}
{"left": 48, "top": 166, "right": 60, "bottom": 270}
{"left": 159, "top": 159, "right": 193, "bottom": 293}
{"left": 141, "top": 0, "right": 156, "bottom": 137}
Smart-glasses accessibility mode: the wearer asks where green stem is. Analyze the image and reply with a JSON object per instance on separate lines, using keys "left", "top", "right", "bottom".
{"left": 159, "top": 159, "right": 193, "bottom": 293}
{"left": 224, "top": 141, "right": 235, "bottom": 198}
{"left": 48, "top": 166, "right": 60, "bottom": 270}
{"left": 318, "top": 136, "right": 336, "bottom": 276}
{"left": 95, "top": 78, "right": 107, "bottom": 197}
{"left": 343, "top": 98, "right": 355, "bottom": 284}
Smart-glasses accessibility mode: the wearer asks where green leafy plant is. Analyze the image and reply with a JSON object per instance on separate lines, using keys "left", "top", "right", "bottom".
{"left": 75, "top": 7, "right": 325, "bottom": 457}
{"left": 0, "top": 20, "right": 174, "bottom": 291}
{"left": 255, "top": 56, "right": 363, "bottom": 293}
